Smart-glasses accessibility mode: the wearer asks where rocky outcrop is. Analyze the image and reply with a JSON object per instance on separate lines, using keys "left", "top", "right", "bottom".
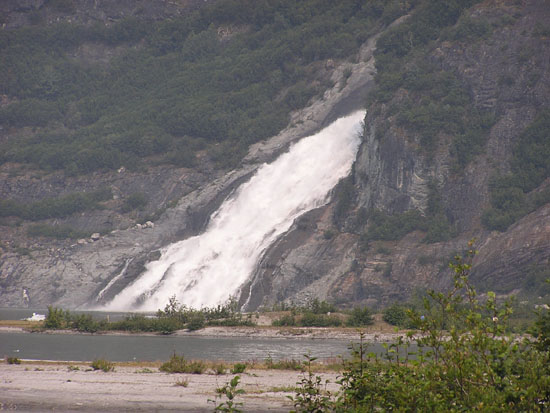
{"left": 243, "top": 0, "right": 550, "bottom": 310}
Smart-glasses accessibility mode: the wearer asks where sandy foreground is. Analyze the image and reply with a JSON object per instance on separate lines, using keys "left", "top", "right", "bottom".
{"left": 1, "top": 361, "right": 340, "bottom": 412}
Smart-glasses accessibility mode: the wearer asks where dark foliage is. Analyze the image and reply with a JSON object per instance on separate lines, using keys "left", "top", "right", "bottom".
{"left": 483, "top": 111, "right": 550, "bottom": 231}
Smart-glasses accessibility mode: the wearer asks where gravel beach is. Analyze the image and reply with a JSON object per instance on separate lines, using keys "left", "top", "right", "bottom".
{"left": 1, "top": 361, "right": 339, "bottom": 412}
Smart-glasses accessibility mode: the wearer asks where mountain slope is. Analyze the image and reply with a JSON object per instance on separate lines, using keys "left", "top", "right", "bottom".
{"left": 1, "top": 0, "right": 549, "bottom": 310}
{"left": 244, "top": 0, "right": 550, "bottom": 310}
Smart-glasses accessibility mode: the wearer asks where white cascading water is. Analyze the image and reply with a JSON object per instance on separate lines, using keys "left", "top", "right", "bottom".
{"left": 103, "top": 111, "right": 365, "bottom": 311}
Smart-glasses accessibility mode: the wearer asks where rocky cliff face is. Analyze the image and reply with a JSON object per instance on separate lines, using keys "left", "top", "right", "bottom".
{"left": 1, "top": 0, "right": 549, "bottom": 310}
{"left": 243, "top": 0, "right": 550, "bottom": 310}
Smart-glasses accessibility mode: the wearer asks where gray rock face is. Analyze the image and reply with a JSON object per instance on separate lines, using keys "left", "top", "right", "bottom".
{"left": 242, "top": 0, "right": 550, "bottom": 310}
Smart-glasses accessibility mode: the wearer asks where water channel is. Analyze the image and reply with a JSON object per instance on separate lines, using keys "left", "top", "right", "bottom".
{"left": 1, "top": 308, "right": 383, "bottom": 362}
{"left": 0, "top": 331, "right": 366, "bottom": 362}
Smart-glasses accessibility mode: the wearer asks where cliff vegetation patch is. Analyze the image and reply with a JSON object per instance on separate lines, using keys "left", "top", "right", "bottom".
{"left": 0, "top": 0, "right": 410, "bottom": 175}
{"left": 483, "top": 111, "right": 550, "bottom": 231}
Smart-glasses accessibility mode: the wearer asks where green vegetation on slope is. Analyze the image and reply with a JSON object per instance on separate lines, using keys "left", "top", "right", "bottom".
{"left": 0, "top": 188, "right": 111, "bottom": 220}
{"left": 0, "top": 0, "right": 410, "bottom": 175}
{"left": 483, "top": 111, "right": 550, "bottom": 231}
{"left": 370, "top": 0, "right": 495, "bottom": 167}
{"left": 361, "top": 179, "right": 457, "bottom": 244}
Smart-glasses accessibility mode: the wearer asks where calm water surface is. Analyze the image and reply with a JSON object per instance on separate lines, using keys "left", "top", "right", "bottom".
{"left": 0, "top": 308, "right": 393, "bottom": 362}
{"left": 0, "top": 331, "right": 364, "bottom": 362}
{"left": 0, "top": 307, "right": 367, "bottom": 362}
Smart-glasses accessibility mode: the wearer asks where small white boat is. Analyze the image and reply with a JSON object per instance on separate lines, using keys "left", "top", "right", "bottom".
{"left": 24, "top": 313, "right": 46, "bottom": 321}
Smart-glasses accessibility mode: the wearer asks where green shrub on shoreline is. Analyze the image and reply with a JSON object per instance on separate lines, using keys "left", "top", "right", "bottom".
{"left": 160, "top": 353, "right": 205, "bottom": 374}
{"left": 91, "top": 358, "right": 114, "bottom": 372}
{"left": 288, "top": 241, "right": 550, "bottom": 411}
{"left": 43, "top": 296, "right": 256, "bottom": 334}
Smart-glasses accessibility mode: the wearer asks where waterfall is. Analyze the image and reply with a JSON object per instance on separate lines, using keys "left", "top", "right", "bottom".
{"left": 103, "top": 111, "right": 365, "bottom": 311}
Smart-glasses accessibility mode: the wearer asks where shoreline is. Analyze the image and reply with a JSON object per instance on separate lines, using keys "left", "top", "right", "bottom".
{"left": 0, "top": 324, "right": 406, "bottom": 342}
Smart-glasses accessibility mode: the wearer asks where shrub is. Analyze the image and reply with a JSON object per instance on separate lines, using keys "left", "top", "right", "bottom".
{"left": 300, "top": 312, "right": 342, "bottom": 327}
{"left": 265, "top": 357, "right": 303, "bottom": 371}
{"left": 209, "top": 375, "right": 245, "bottom": 413}
{"left": 365, "top": 209, "right": 427, "bottom": 241}
{"left": 188, "top": 361, "right": 206, "bottom": 374}
{"left": 1, "top": 188, "right": 111, "bottom": 221}
{"left": 174, "top": 378, "right": 189, "bottom": 387}
{"left": 332, "top": 241, "right": 550, "bottom": 411}
{"left": 160, "top": 353, "right": 188, "bottom": 373}
{"left": 44, "top": 306, "right": 69, "bottom": 329}
{"left": 70, "top": 314, "right": 101, "bottom": 333}
{"left": 382, "top": 304, "right": 417, "bottom": 328}
{"left": 121, "top": 193, "right": 148, "bottom": 213}
{"left": 91, "top": 358, "right": 115, "bottom": 372}
{"left": 212, "top": 363, "right": 227, "bottom": 375}
{"left": 346, "top": 307, "right": 374, "bottom": 327}
{"left": 186, "top": 312, "right": 206, "bottom": 331}
{"left": 27, "top": 224, "right": 91, "bottom": 239}
{"left": 231, "top": 363, "right": 247, "bottom": 374}
{"left": 160, "top": 353, "right": 205, "bottom": 374}
{"left": 288, "top": 355, "right": 332, "bottom": 412}
{"left": 7, "top": 357, "right": 21, "bottom": 365}
{"left": 272, "top": 314, "right": 297, "bottom": 327}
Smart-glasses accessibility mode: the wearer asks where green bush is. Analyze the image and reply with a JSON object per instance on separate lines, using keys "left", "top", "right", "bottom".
{"left": 160, "top": 353, "right": 187, "bottom": 373}
{"left": 7, "top": 357, "right": 22, "bottom": 365}
{"left": 292, "top": 241, "right": 550, "bottom": 411}
{"left": 332, "top": 177, "right": 355, "bottom": 225}
{"left": 0, "top": 188, "right": 111, "bottom": 221}
{"left": 91, "top": 358, "right": 115, "bottom": 372}
{"left": 44, "top": 306, "right": 70, "bottom": 329}
{"left": 382, "top": 304, "right": 417, "bottom": 329}
{"left": 121, "top": 193, "right": 148, "bottom": 213}
{"left": 265, "top": 357, "right": 303, "bottom": 371}
{"left": 107, "top": 314, "right": 183, "bottom": 333}
{"left": 346, "top": 307, "right": 374, "bottom": 327}
{"left": 186, "top": 312, "right": 206, "bottom": 331}
{"left": 272, "top": 314, "right": 297, "bottom": 327}
{"left": 533, "top": 305, "right": 550, "bottom": 352}
{"left": 70, "top": 314, "right": 101, "bottom": 333}
{"left": 27, "top": 224, "right": 91, "bottom": 239}
{"left": 210, "top": 375, "right": 245, "bottom": 413}
{"left": 288, "top": 355, "right": 332, "bottom": 412}
{"left": 300, "top": 312, "right": 342, "bottom": 327}
{"left": 160, "top": 353, "right": 205, "bottom": 374}
{"left": 231, "top": 363, "right": 247, "bottom": 374}
{"left": 364, "top": 209, "right": 427, "bottom": 241}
